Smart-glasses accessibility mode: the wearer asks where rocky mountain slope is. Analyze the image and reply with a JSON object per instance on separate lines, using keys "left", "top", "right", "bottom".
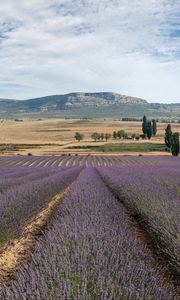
{"left": 0, "top": 92, "right": 179, "bottom": 119}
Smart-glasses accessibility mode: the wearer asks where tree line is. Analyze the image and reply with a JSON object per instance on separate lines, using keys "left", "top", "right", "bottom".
{"left": 74, "top": 132, "right": 112, "bottom": 142}
{"left": 142, "top": 116, "right": 179, "bottom": 155}
{"left": 142, "top": 116, "right": 157, "bottom": 139}
{"left": 74, "top": 117, "right": 179, "bottom": 156}
{"left": 74, "top": 131, "right": 141, "bottom": 142}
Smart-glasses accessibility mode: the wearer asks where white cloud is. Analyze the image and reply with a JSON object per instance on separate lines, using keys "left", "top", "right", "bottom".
{"left": 0, "top": 0, "right": 180, "bottom": 102}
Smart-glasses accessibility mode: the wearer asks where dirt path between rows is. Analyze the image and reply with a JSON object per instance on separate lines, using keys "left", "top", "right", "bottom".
{"left": 0, "top": 190, "right": 66, "bottom": 286}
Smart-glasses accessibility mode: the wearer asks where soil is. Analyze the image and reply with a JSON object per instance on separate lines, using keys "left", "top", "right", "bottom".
{"left": 0, "top": 190, "right": 66, "bottom": 285}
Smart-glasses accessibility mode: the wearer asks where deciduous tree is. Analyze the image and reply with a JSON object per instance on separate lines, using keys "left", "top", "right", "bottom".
{"left": 105, "top": 133, "right": 111, "bottom": 141}
{"left": 113, "top": 131, "right": 117, "bottom": 139}
{"left": 74, "top": 132, "right": 84, "bottom": 142}
{"left": 117, "top": 130, "right": 126, "bottom": 139}
{"left": 100, "top": 133, "right": 105, "bottom": 141}
{"left": 91, "top": 132, "right": 99, "bottom": 142}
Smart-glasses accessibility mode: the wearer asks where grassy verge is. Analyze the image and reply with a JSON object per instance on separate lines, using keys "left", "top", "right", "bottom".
{"left": 66, "top": 143, "right": 166, "bottom": 152}
{"left": 0, "top": 144, "right": 62, "bottom": 152}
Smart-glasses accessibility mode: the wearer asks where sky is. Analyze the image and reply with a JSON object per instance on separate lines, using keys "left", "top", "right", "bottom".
{"left": 0, "top": 0, "right": 180, "bottom": 103}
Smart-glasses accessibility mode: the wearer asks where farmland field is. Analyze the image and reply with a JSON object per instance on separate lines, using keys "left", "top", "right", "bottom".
{"left": 0, "top": 118, "right": 180, "bottom": 155}
{"left": 0, "top": 155, "right": 179, "bottom": 299}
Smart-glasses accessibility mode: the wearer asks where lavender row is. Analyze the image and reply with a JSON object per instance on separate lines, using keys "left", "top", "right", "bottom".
{"left": 0, "top": 167, "right": 55, "bottom": 193}
{"left": 0, "top": 167, "right": 34, "bottom": 178}
{"left": 0, "top": 167, "right": 82, "bottom": 250}
{"left": 1, "top": 168, "right": 178, "bottom": 299}
{"left": 0, "top": 167, "right": 70, "bottom": 193}
{"left": 97, "top": 165, "right": 180, "bottom": 277}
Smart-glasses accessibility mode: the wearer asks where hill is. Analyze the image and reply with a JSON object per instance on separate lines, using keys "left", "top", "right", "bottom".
{"left": 0, "top": 92, "right": 180, "bottom": 119}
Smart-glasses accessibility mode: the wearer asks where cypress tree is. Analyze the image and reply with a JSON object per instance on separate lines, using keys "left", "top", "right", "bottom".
{"left": 146, "top": 121, "right": 152, "bottom": 139}
{"left": 171, "top": 132, "right": 179, "bottom": 156}
{"left": 165, "top": 124, "right": 172, "bottom": 149}
{"left": 152, "top": 119, "right": 157, "bottom": 136}
{"left": 142, "top": 115, "right": 147, "bottom": 135}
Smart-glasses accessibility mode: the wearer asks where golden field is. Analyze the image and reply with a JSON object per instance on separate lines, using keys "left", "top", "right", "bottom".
{"left": 0, "top": 118, "right": 179, "bottom": 155}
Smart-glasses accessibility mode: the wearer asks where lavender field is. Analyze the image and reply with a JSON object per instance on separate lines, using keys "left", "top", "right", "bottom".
{"left": 0, "top": 155, "right": 179, "bottom": 299}
{"left": 0, "top": 166, "right": 82, "bottom": 249}
{"left": 0, "top": 154, "right": 178, "bottom": 167}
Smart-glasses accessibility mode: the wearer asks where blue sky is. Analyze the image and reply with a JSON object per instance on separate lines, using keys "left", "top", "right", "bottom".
{"left": 0, "top": 0, "right": 180, "bottom": 102}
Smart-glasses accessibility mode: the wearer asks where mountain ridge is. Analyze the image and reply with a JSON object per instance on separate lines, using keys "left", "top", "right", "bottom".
{"left": 0, "top": 92, "right": 179, "bottom": 119}
{"left": 0, "top": 92, "right": 148, "bottom": 105}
